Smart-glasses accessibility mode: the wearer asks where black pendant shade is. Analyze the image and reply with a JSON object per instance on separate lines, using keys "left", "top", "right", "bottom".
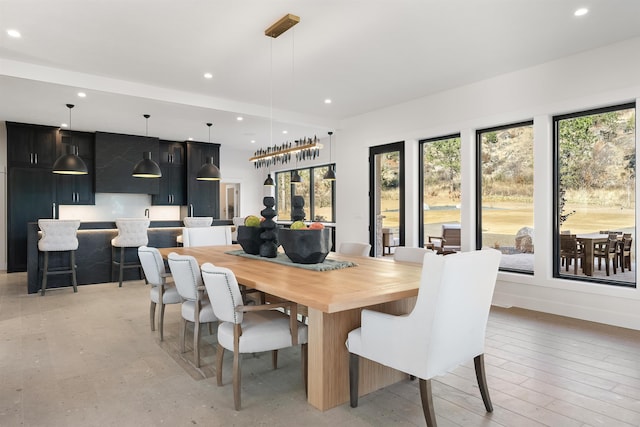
{"left": 132, "top": 114, "right": 161, "bottom": 178}
{"left": 53, "top": 104, "right": 88, "bottom": 175}
{"left": 53, "top": 142, "right": 88, "bottom": 175}
{"left": 132, "top": 151, "right": 162, "bottom": 178}
{"left": 197, "top": 157, "right": 221, "bottom": 181}
{"left": 291, "top": 170, "right": 302, "bottom": 184}
{"left": 263, "top": 173, "right": 275, "bottom": 186}
{"left": 323, "top": 131, "right": 336, "bottom": 181}
{"left": 196, "top": 122, "right": 221, "bottom": 181}
{"left": 323, "top": 166, "right": 336, "bottom": 181}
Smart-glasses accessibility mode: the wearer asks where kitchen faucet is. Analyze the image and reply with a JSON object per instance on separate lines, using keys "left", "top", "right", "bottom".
{"left": 144, "top": 208, "right": 150, "bottom": 218}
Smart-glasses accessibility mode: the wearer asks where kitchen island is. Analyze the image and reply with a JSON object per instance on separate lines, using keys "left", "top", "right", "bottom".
{"left": 26, "top": 220, "right": 232, "bottom": 294}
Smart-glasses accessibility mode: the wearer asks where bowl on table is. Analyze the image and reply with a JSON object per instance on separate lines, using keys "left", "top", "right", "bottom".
{"left": 278, "top": 228, "right": 332, "bottom": 264}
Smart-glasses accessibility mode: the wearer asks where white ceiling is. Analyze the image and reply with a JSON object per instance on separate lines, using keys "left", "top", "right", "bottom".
{"left": 2, "top": 0, "right": 640, "bottom": 152}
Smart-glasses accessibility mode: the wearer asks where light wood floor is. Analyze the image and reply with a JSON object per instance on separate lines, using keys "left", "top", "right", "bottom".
{"left": 1, "top": 272, "right": 639, "bottom": 426}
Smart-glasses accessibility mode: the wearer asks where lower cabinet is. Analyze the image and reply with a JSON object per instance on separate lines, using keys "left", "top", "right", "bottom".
{"left": 8, "top": 168, "right": 57, "bottom": 272}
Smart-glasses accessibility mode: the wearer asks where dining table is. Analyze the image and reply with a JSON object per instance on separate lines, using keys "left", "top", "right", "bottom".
{"left": 575, "top": 233, "right": 610, "bottom": 276}
{"left": 159, "top": 245, "right": 423, "bottom": 411}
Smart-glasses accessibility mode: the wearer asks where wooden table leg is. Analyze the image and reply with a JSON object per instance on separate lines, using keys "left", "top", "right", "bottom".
{"left": 583, "top": 243, "right": 594, "bottom": 276}
{"left": 306, "top": 298, "right": 416, "bottom": 411}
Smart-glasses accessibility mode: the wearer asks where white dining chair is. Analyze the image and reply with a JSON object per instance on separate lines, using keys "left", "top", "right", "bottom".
{"left": 393, "top": 247, "right": 433, "bottom": 264}
{"left": 182, "top": 226, "right": 232, "bottom": 247}
{"left": 167, "top": 252, "right": 218, "bottom": 368}
{"left": 338, "top": 242, "right": 371, "bottom": 257}
{"left": 138, "top": 246, "right": 182, "bottom": 341}
{"left": 346, "top": 249, "right": 501, "bottom": 426}
{"left": 201, "top": 262, "right": 308, "bottom": 410}
{"left": 37, "top": 219, "right": 81, "bottom": 295}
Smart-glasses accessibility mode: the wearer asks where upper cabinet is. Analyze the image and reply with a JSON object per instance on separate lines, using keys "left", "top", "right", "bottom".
{"left": 6, "top": 122, "right": 57, "bottom": 168}
{"left": 184, "top": 141, "right": 221, "bottom": 217}
{"left": 152, "top": 140, "right": 186, "bottom": 206}
{"left": 95, "top": 131, "right": 160, "bottom": 194}
{"left": 55, "top": 130, "right": 95, "bottom": 205}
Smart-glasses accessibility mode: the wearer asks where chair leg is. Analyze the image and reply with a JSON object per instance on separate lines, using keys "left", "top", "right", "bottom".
{"left": 474, "top": 354, "right": 493, "bottom": 412}
{"left": 159, "top": 302, "right": 166, "bottom": 341}
{"left": 194, "top": 320, "right": 201, "bottom": 368}
{"left": 180, "top": 319, "right": 187, "bottom": 353}
{"left": 150, "top": 301, "right": 156, "bottom": 331}
{"left": 233, "top": 349, "right": 241, "bottom": 410}
{"left": 118, "top": 247, "right": 125, "bottom": 287}
{"left": 301, "top": 343, "right": 308, "bottom": 396}
{"left": 419, "top": 379, "right": 437, "bottom": 427}
{"left": 41, "top": 252, "right": 49, "bottom": 296}
{"left": 216, "top": 343, "right": 225, "bottom": 386}
{"left": 272, "top": 349, "right": 278, "bottom": 369}
{"left": 70, "top": 251, "right": 78, "bottom": 293}
{"left": 349, "top": 353, "right": 359, "bottom": 408}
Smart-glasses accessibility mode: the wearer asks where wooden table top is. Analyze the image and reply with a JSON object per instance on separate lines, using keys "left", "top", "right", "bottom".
{"left": 159, "top": 245, "right": 423, "bottom": 313}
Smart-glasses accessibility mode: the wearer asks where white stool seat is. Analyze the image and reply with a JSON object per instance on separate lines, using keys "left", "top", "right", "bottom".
{"left": 112, "top": 218, "right": 149, "bottom": 287}
{"left": 37, "top": 219, "right": 81, "bottom": 295}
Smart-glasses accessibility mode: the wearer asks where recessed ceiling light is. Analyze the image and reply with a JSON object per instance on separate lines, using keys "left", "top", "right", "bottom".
{"left": 61, "top": 123, "right": 68, "bottom": 128}
{"left": 236, "top": 116, "right": 243, "bottom": 121}
{"left": 7, "top": 29, "right": 21, "bottom": 38}
{"left": 204, "top": 72, "right": 213, "bottom": 79}
{"left": 324, "top": 98, "right": 332, "bottom": 104}
{"left": 251, "top": 140, "right": 256, "bottom": 144}
{"left": 282, "top": 130, "right": 288, "bottom": 134}
{"left": 188, "top": 137, "right": 194, "bottom": 141}
{"left": 574, "top": 8, "right": 588, "bottom": 16}
{"left": 77, "top": 92, "right": 86, "bottom": 98}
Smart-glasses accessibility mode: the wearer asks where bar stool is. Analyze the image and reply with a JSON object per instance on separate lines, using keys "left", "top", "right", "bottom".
{"left": 37, "top": 219, "right": 81, "bottom": 296}
{"left": 111, "top": 218, "right": 150, "bottom": 287}
{"left": 177, "top": 217, "right": 213, "bottom": 245}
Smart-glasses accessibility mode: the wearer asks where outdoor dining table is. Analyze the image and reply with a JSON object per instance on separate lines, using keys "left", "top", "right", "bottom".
{"left": 576, "top": 233, "right": 610, "bottom": 276}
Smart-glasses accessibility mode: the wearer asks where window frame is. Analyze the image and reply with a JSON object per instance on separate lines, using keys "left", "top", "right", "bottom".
{"left": 275, "top": 163, "right": 336, "bottom": 223}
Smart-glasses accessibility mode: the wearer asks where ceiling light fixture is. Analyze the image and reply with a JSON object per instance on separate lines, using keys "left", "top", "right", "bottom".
{"left": 574, "top": 8, "right": 588, "bottom": 16}
{"left": 53, "top": 104, "right": 88, "bottom": 175}
{"left": 7, "top": 29, "right": 21, "bottom": 38}
{"left": 132, "top": 114, "right": 162, "bottom": 178}
{"left": 196, "top": 123, "right": 221, "bottom": 181}
{"left": 77, "top": 92, "right": 86, "bottom": 98}
{"left": 323, "top": 131, "right": 336, "bottom": 181}
{"left": 264, "top": 13, "right": 300, "bottom": 38}
{"left": 324, "top": 99, "right": 332, "bottom": 104}
{"left": 204, "top": 72, "right": 213, "bottom": 79}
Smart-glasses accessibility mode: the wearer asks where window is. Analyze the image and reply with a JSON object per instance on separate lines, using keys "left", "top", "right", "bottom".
{"left": 554, "top": 103, "right": 635, "bottom": 286}
{"left": 477, "top": 121, "right": 534, "bottom": 273}
{"left": 419, "top": 134, "right": 461, "bottom": 248}
{"left": 276, "top": 165, "right": 335, "bottom": 223}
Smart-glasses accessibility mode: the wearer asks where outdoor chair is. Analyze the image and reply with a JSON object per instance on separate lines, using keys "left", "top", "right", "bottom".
{"left": 618, "top": 234, "right": 633, "bottom": 273}
{"left": 426, "top": 223, "right": 461, "bottom": 254}
{"left": 593, "top": 234, "right": 618, "bottom": 276}
{"left": 560, "top": 234, "right": 583, "bottom": 274}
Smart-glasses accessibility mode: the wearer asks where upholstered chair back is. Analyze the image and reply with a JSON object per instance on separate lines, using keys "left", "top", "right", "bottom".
{"left": 393, "top": 247, "right": 433, "bottom": 264}
{"left": 183, "top": 217, "right": 213, "bottom": 228}
{"left": 200, "top": 263, "right": 244, "bottom": 325}
{"left": 38, "top": 219, "right": 81, "bottom": 252}
{"left": 338, "top": 242, "right": 371, "bottom": 257}
{"left": 182, "top": 226, "right": 232, "bottom": 247}
{"left": 167, "top": 252, "right": 203, "bottom": 302}
{"left": 112, "top": 218, "right": 150, "bottom": 247}
{"left": 137, "top": 246, "right": 166, "bottom": 286}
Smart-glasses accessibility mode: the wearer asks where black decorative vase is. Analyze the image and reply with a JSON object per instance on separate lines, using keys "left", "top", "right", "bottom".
{"left": 292, "top": 195, "right": 306, "bottom": 221}
{"left": 259, "top": 196, "right": 278, "bottom": 258}
{"left": 279, "top": 228, "right": 332, "bottom": 264}
{"left": 237, "top": 226, "right": 262, "bottom": 255}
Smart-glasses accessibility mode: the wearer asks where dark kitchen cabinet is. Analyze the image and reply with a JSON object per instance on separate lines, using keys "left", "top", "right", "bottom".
{"left": 7, "top": 167, "right": 57, "bottom": 272}
{"left": 152, "top": 140, "right": 185, "bottom": 206}
{"left": 7, "top": 122, "right": 57, "bottom": 168}
{"left": 182, "top": 141, "right": 220, "bottom": 217}
{"left": 55, "top": 130, "right": 95, "bottom": 205}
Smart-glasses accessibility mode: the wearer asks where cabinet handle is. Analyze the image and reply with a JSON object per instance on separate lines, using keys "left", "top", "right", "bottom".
{"left": 34, "top": 153, "right": 38, "bottom": 165}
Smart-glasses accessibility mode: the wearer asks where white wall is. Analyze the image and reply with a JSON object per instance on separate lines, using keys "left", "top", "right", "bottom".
{"left": 333, "top": 37, "right": 640, "bottom": 330}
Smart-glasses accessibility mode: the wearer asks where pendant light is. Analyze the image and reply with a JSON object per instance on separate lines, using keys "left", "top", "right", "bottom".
{"left": 132, "top": 114, "right": 162, "bottom": 178}
{"left": 263, "top": 174, "right": 274, "bottom": 186}
{"left": 53, "top": 104, "right": 88, "bottom": 175}
{"left": 323, "top": 131, "right": 336, "bottom": 181}
{"left": 196, "top": 123, "right": 221, "bottom": 181}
